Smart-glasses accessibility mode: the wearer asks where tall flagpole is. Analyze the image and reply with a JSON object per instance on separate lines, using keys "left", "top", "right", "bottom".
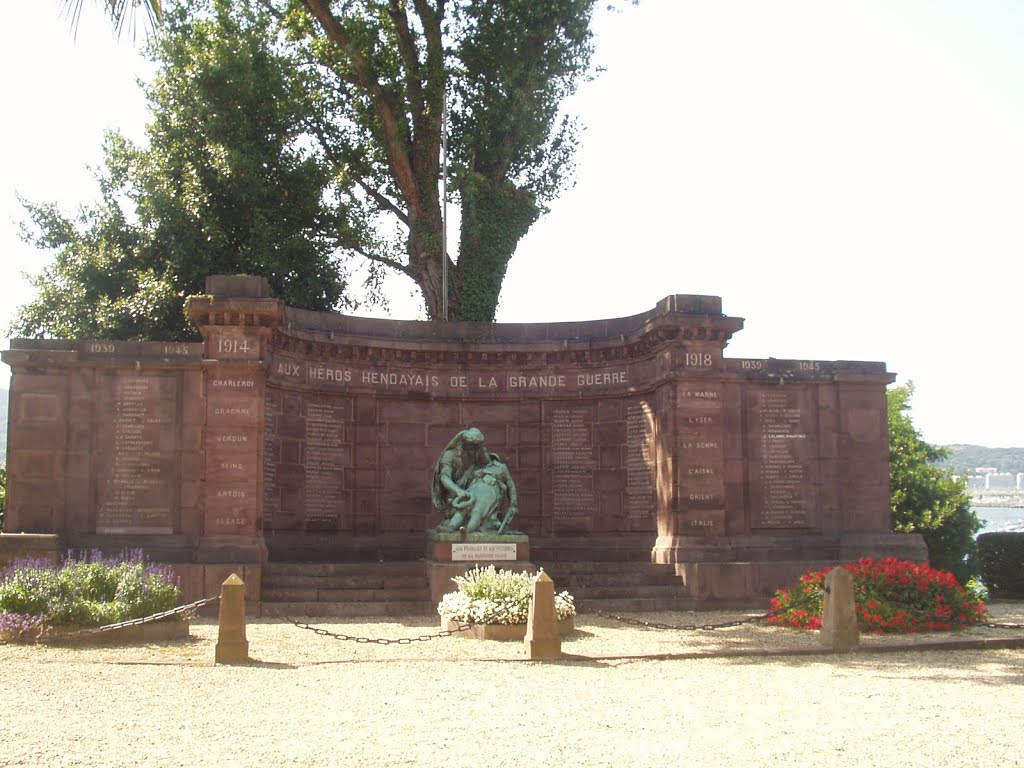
{"left": 441, "top": 83, "right": 449, "bottom": 322}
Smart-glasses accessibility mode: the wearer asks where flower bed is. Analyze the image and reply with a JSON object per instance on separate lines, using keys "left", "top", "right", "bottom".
{"left": 437, "top": 565, "right": 575, "bottom": 638}
{"left": 0, "top": 549, "right": 182, "bottom": 642}
{"left": 768, "top": 557, "right": 987, "bottom": 634}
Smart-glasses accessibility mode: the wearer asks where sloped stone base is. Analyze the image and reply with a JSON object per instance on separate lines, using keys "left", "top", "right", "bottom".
{"left": 443, "top": 617, "right": 574, "bottom": 640}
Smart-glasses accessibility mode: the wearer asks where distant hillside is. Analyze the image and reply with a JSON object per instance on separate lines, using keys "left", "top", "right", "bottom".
{"left": 938, "top": 444, "right": 1024, "bottom": 476}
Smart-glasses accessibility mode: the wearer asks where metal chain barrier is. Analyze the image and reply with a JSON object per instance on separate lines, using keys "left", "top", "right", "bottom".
{"left": 270, "top": 603, "right": 519, "bottom": 645}
{"left": 858, "top": 597, "right": 1024, "bottom": 632}
{"left": 36, "top": 595, "right": 220, "bottom": 644}
{"left": 592, "top": 589, "right": 1024, "bottom": 634}
{"left": 979, "top": 619, "right": 1024, "bottom": 630}
{"left": 591, "top": 589, "right": 823, "bottom": 632}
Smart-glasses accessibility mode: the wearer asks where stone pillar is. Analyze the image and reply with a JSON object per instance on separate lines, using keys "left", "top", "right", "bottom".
{"left": 525, "top": 571, "right": 561, "bottom": 660}
{"left": 188, "top": 276, "right": 283, "bottom": 566}
{"left": 0, "top": 346, "right": 74, "bottom": 534}
{"left": 651, "top": 299, "right": 741, "bottom": 561}
{"left": 215, "top": 573, "right": 250, "bottom": 664}
{"left": 820, "top": 567, "right": 859, "bottom": 651}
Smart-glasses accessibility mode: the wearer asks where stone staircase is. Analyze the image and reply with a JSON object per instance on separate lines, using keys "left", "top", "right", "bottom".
{"left": 538, "top": 561, "right": 695, "bottom": 614}
{"left": 260, "top": 562, "right": 435, "bottom": 617}
{"left": 260, "top": 560, "right": 694, "bottom": 617}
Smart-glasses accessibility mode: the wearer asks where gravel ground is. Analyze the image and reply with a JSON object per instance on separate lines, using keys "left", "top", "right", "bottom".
{"left": 1, "top": 603, "right": 1023, "bottom": 768}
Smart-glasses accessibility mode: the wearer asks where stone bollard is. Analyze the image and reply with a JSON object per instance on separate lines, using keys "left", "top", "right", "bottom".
{"left": 820, "top": 568, "right": 859, "bottom": 652}
{"left": 524, "top": 571, "right": 561, "bottom": 660}
{"left": 215, "top": 573, "right": 250, "bottom": 664}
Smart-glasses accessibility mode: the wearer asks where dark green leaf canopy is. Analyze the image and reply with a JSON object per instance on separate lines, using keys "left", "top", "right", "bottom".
{"left": 32, "top": 0, "right": 606, "bottom": 329}
{"left": 15, "top": 0, "right": 362, "bottom": 340}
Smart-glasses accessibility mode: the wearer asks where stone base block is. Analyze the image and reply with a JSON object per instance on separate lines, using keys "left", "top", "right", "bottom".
{"left": 443, "top": 617, "right": 575, "bottom": 641}
{"left": 45, "top": 618, "right": 190, "bottom": 645}
{"left": 674, "top": 561, "right": 837, "bottom": 609}
{"left": 172, "top": 564, "right": 263, "bottom": 616}
{"left": 654, "top": 531, "right": 930, "bottom": 608}
{"left": 196, "top": 535, "right": 268, "bottom": 565}
{"left": 0, "top": 533, "right": 62, "bottom": 569}
{"left": 839, "top": 532, "right": 928, "bottom": 563}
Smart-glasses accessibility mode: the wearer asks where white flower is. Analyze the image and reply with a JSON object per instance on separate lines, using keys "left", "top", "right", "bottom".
{"left": 437, "top": 567, "right": 576, "bottom": 624}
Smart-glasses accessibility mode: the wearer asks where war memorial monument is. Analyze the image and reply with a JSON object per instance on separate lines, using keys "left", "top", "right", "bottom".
{"left": 0, "top": 275, "right": 924, "bottom": 610}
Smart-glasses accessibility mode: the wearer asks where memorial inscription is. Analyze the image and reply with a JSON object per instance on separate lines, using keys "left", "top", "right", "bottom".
{"left": 262, "top": 391, "right": 280, "bottom": 530}
{"left": 269, "top": 356, "right": 631, "bottom": 395}
{"left": 303, "top": 400, "right": 348, "bottom": 530}
{"left": 625, "top": 400, "right": 656, "bottom": 518}
{"left": 96, "top": 375, "right": 176, "bottom": 534}
{"left": 550, "top": 408, "right": 595, "bottom": 519}
{"left": 753, "top": 389, "right": 816, "bottom": 527}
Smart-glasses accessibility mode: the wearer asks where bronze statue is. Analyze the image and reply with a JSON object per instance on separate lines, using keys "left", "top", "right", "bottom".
{"left": 432, "top": 428, "right": 518, "bottom": 534}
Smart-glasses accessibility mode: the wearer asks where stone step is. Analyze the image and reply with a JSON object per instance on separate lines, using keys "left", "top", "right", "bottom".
{"left": 263, "top": 562, "right": 427, "bottom": 578}
{"left": 262, "top": 586, "right": 430, "bottom": 603}
{"left": 262, "top": 600, "right": 436, "bottom": 618}
{"left": 261, "top": 560, "right": 691, "bottom": 616}
{"left": 559, "top": 584, "right": 687, "bottom": 601}
{"left": 546, "top": 572, "right": 680, "bottom": 589}
{"left": 261, "top": 561, "right": 432, "bottom": 617}
{"left": 263, "top": 573, "right": 429, "bottom": 590}
{"left": 537, "top": 560, "right": 673, "bottom": 575}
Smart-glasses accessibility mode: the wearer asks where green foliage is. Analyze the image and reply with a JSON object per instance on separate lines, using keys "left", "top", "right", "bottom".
{"left": 279, "top": 0, "right": 601, "bottom": 319}
{"left": 31, "top": 0, "right": 608, "bottom": 327}
{"left": 0, "top": 550, "right": 181, "bottom": 640}
{"left": 768, "top": 558, "right": 987, "bottom": 634}
{"left": 888, "top": 383, "right": 982, "bottom": 583}
{"left": 15, "top": 0, "right": 368, "bottom": 341}
{"left": 976, "top": 532, "right": 1024, "bottom": 598}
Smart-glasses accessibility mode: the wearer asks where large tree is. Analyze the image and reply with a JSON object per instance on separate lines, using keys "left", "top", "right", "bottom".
{"left": 888, "top": 383, "right": 982, "bottom": 584}
{"left": 278, "top": 0, "right": 598, "bottom": 320}
{"left": 57, "top": 0, "right": 601, "bottom": 322}
{"left": 16, "top": 1, "right": 365, "bottom": 340}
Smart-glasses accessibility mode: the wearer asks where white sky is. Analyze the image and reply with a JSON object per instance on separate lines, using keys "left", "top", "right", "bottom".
{"left": 1, "top": 0, "right": 1022, "bottom": 447}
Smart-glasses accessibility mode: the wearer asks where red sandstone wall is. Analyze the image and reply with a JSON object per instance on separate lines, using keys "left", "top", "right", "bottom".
{"left": 1, "top": 280, "right": 905, "bottom": 569}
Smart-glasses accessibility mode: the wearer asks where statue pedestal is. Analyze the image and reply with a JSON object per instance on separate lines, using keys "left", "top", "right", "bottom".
{"left": 425, "top": 530, "right": 532, "bottom": 604}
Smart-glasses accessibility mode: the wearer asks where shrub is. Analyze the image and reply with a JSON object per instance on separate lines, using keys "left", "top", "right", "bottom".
{"left": 888, "top": 384, "right": 982, "bottom": 585}
{"left": 768, "top": 557, "right": 987, "bottom": 634}
{"left": 977, "top": 532, "right": 1024, "bottom": 599}
{"left": 0, "top": 549, "right": 181, "bottom": 641}
{"left": 437, "top": 565, "right": 575, "bottom": 625}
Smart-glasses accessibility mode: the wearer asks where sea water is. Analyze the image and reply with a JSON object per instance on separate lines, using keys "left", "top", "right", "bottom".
{"left": 974, "top": 506, "right": 1024, "bottom": 535}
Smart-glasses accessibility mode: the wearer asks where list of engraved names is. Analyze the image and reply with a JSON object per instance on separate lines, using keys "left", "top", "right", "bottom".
{"left": 304, "top": 400, "right": 348, "bottom": 529}
{"left": 550, "top": 408, "right": 594, "bottom": 518}
{"left": 626, "top": 401, "right": 655, "bottom": 518}
{"left": 262, "top": 393, "right": 279, "bottom": 529}
{"left": 756, "top": 391, "right": 809, "bottom": 527}
{"left": 97, "top": 376, "right": 175, "bottom": 533}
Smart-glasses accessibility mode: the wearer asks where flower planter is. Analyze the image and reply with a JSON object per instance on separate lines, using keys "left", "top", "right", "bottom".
{"left": 443, "top": 616, "right": 574, "bottom": 640}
